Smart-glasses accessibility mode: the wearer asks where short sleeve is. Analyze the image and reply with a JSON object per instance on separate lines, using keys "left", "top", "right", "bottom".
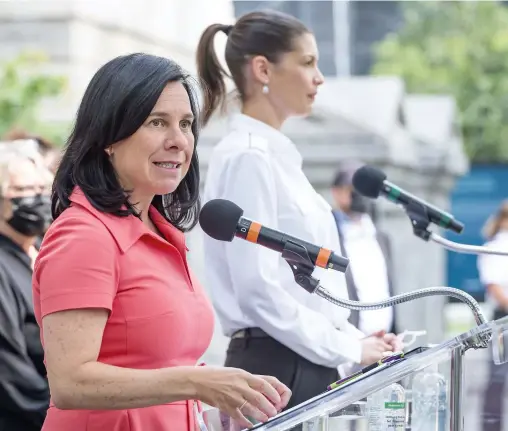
{"left": 34, "top": 213, "right": 119, "bottom": 318}
{"left": 478, "top": 253, "right": 507, "bottom": 286}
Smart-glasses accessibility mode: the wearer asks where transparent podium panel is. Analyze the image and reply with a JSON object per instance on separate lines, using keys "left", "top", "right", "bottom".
{"left": 491, "top": 316, "right": 508, "bottom": 365}
{"left": 196, "top": 318, "right": 508, "bottom": 431}
{"left": 197, "top": 353, "right": 453, "bottom": 431}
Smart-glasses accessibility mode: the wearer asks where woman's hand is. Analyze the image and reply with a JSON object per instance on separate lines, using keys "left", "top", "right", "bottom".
{"left": 359, "top": 330, "right": 393, "bottom": 365}
{"left": 382, "top": 332, "right": 404, "bottom": 353}
{"left": 191, "top": 367, "right": 291, "bottom": 428}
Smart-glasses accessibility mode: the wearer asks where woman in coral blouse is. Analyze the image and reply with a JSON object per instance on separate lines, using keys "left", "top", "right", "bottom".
{"left": 32, "top": 53, "right": 290, "bottom": 431}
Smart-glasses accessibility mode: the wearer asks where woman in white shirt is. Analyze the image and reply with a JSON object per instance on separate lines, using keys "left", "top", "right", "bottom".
{"left": 478, "top": 200, "right": 508, "bottom": 431}
{"left": 196, "top": 9, "right": 399, "bottom": 409}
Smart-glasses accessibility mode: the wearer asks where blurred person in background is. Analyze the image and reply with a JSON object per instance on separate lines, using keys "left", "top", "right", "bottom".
{"left": 197, "top": 9, "right": 401, "bottom": 410}
{"left": 0, "top": 137, "right": 54, "bottom": 249}
{"left": 0, "top": 146, "right": 52, "bottom": 431}
{"left": 478, "top": 200, "right": 508, "bottom": 431}
{"left": 330, "top": 162, "right": 397, "bottom": 336}
{"left": 3, "top": 129, "right": 61, "bottom": 174}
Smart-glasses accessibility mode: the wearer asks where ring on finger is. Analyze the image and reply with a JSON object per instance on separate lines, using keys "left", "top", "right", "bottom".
{"left": 238, "top": 400, "right": 248, "bottom": 411}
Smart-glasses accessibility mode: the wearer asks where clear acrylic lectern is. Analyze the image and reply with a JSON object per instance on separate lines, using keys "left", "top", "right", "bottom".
{"left": 196, "top": 316, "right": 508, "bottom": 431}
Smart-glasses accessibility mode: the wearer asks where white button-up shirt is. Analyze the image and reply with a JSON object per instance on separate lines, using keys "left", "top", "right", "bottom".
{"left": 202, "top": 114, "right": 363, "bottom": 368}
{"left": 341, "top": 215, "right": 393, "bottom": 335}
{"left": 478, "top": 231, "right": 508, "bottom": 308}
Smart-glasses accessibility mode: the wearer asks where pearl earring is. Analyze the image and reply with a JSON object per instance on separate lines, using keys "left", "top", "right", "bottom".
{"left": 262, "top": 84, "right": 269, "bottom": 94}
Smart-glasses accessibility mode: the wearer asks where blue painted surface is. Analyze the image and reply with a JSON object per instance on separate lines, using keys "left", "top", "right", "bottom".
{"left": 446, "top": 164, "right": 508, "bottom": 301}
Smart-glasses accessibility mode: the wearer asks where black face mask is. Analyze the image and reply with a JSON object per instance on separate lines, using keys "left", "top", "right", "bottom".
{"left": 349, "top": 190, "right": 371, "bottom": 214}
{"left": 7, "top": 195, "right": 52, "bottom": 237}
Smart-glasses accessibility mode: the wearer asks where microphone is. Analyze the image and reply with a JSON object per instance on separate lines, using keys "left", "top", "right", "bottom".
{"left": 199, "top": 198, "right": 349, "bottom": 273}
{"left": 352, "top": 165, "right": 464, "bottom": 234}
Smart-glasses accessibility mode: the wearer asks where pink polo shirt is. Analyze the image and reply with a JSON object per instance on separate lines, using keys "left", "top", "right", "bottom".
{"left": 32, "top": 188, "right": 214, "bottom": 431}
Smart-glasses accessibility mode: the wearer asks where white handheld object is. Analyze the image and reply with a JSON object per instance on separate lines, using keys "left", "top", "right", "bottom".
{"left": 397, "top": 330, "right": 427, "bottom": 349}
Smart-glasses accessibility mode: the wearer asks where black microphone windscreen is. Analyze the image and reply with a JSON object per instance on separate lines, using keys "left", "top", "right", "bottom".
{"left": 352, "top": 165, "right": 387, "bottom": 199}
{"left": 199, "top": 199, "right": 244, "bottom": 242}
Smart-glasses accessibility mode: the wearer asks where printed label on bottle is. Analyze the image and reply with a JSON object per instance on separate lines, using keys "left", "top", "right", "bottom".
{"left": 384, "top": 402, "right": 406, "bottom": 409}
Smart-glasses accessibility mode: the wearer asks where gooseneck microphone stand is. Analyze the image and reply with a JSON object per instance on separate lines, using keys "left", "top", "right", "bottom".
{"left": 403, "top": 199, "right": 508, "bottom": 257}
{"left": 281, "top": 201, "right": 495, "bottom": 349}
{"left": 430, "top": 233, "right": 508, "bottom": 256}
{"left": 281, "top": 200, "right": 507, "bottom": 431}
{"left": 282, "top": 240, "right": 490, "bottom": 350}
{"left": 282, "top": 199, "right": 508, "bottom": 347}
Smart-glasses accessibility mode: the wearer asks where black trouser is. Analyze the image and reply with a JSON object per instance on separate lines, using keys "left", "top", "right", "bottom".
{"left": 225, "top": 328, "right": 339, "bottom": 411}
{"left": 482, "top": 309, "right": 508, "bottom": 431}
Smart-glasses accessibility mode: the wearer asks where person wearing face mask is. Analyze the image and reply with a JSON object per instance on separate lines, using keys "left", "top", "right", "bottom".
{"left": 0, "top": 138, "right": 54, "bottom": 251}
{"left": 0, "top": 148, "right": 52, "bottom": 431}
{"left": 331, "top": 162, "right": 397, "bottom": 336}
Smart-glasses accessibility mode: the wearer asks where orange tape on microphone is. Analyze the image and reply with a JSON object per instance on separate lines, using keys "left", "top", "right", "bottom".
{"left": 246, "top": 221, "right": 261, "bottom": 243}
{"left": 315, "top": 248, "right": 332, "bottom": 268}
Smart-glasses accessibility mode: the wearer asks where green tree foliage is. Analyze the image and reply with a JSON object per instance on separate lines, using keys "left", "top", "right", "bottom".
{"left": 371, "top": 1, "right": 508, "bottom": 162}
{"left": 0, "top": 51, "right": 67, "bottom": 145}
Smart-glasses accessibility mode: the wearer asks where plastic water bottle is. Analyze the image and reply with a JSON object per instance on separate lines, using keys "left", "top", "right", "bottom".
{"left": 302, "top": 415, "right": 328, "bottom": 430}
{"left": 366, "top": 387, "right": 384, "bottom": 431}
{"left": 366, "top": 383, "right": 406, "bottom": 430}
{"left": 411, "top": 364, "right": 447, "bottom": 431}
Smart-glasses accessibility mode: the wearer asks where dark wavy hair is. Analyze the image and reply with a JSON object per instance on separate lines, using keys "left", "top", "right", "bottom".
{"left": 52, "top": 53, "right": 201, "bottom": 232}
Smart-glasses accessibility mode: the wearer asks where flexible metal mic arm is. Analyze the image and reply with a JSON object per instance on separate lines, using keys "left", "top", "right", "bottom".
{"left": 402, "top": 198, "right": 508, "bottom": 256}
{"left": 280, "top": 197, "right": 504, "bottom": 350}
{"left": 287, "top": 257, "right": 491, "bottom": 349}
{"left": 314, "top": 285, "right": 490, "bottom": 350}
{"left": 315, "top": 285, "right": 486, "bottom": 326}
{"left": 430, "top": 232, "right": 508, "bottom": 256}
{"left": 281, "top": 239, "right": 491, "bottom": 350}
